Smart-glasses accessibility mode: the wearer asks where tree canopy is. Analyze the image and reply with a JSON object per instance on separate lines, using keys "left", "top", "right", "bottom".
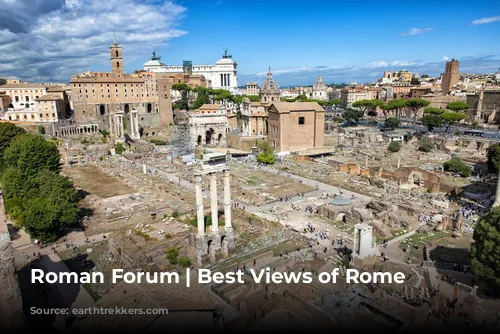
{"left": 0, "top": 122, "right": 26, "bottom": 173}
{"left": 342, "top": 109, "right": 364, "bottom": 124}
{"left": 423, "top": 107, "right": 444, "bottom": 115}
{"left": 470, "top": 207, "right": 500, "bottom": 286}
{"left": 446, "top": 101, "right": 469, "bottom": 112}
{"left": 441, "top": 111, "right": 467, "bottom": 132}
{"left": 171, "top": 83, "right": 191, "bottom": 91}
{"left": 443, "top": 157, "right": 471, "bottom": 177}
{"left": 352, "top": 99, "right": 383, "bottom": 113}
{"left": 418, "top": 140, "right": 434, "bottom": 152}
{"left": 385, "top": 117, "right": 400, "bottom": 129}
{"left": 422, "top": 114, "right": 443, "bottom": 131}
{"left": 1, "top": 130, "right": 80, "bottom": 242}
{"left": 487, "top": 143, "right": 500, "bottom": 173}
{"left": 387, "top": 141, "right": 401, "bottom": 153}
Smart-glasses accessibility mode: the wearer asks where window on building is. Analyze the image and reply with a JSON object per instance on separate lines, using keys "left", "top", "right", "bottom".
{"left": 15, "top": 96, "right": 19, "bottom": 102}
{"left": 39, "top": 114, "right": 42, "bottom": 118}
{"left": 115, "top": 50, "right": 119, "bottom": 57}
{"left": 52, "top": 113, "right": 55, "bottom": 117}
{"left": 31, "top": 115, "right": 35, "bottom": 120}
{"left": 117, "top": 61, "right": 120, "bottom": 68}
{"left": 298, "top": 117, "right": 305, "bottom": 125}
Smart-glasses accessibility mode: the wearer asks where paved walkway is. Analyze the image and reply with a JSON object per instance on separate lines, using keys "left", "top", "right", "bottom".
{"left": 39, "top": 252, "right": 95, "bottom": 309}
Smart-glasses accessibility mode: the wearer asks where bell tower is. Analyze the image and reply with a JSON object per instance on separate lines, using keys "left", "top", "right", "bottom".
{"left": 110, "top": 39, "right": 124, "bottom": 77}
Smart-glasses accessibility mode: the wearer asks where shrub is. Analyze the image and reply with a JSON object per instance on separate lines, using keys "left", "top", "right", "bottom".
{"left": 419, "top": 140, "right": 434, "bottom": 152}
{"left": 171, "top": 210, "right": 180, "bottom": 218}
{"left": 178, "top": 256, "right": 191, "bottom": 268}
{"left": 115, "top": 142, "right": 125, "bottom": 155}
{"left": 149, "top": 139, "right": 169, "bottom": 146}
{"left": 38, "top": 125, "right": 45, "bottom": 135}
{"left": 135, "top": 229, "right": 150, "bottom": 240}
{"left": 387, "top": 141, "right": 401, "bottom": 153}
{"left": 257, "top": 152, "right": 275, "bottom": 164}
{"left": 443, "top": 157, "right": 471, "bottom": 177}
{"left": 166, "top": 246, "right": 180, "bottom": 265}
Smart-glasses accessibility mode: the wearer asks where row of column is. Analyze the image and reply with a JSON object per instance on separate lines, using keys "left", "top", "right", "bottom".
{"left": 59, "top": 125, "right": 98, "bottom": 137}
{"left": 195, "top": 169, "right": 232, "bottom": 237}
{"left": 220, "top": 73, "right": 231, "bottom": 87}
{"left": 109, "top": 111, "right": 140, "bottom": 140}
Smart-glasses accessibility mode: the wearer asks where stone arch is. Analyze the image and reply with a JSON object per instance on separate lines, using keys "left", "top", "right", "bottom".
{"left": 336, "top": 212, "right": 347, "bottom": 223}
{"left": 218, "top": 133, "right": 223, "bottom": 144}
{"left": 8, "top": 103, "right": 13, "bottom": 108}
{"left": 99, "top": 104, "right": 105, "bottom": 116}
{"left": 197, "top": 135, "right": 202, "bottom": 146}
{"left": 124, "top": 104, "right": 130, "bottom": 114}
{"left": 147, "top": 103, "right": 152, "bottom": 113}
{"left": 205, "top": 128, "right": 214, "bottom": 145}
{"left": 207, "top": 240, "right": 215, "bottom": 263}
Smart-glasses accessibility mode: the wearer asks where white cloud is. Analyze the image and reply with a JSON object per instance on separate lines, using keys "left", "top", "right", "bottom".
{"left": 0, "top": 0, "right": 187, "bottom": 83}
{"left": 366, "top": 60, "right": 421, "bottom": 68}
{"left": 443, "top": 56, "right": 449, "bottom": 61}
{"left": 400, "top": 28, "right": 434, "bottom": 36}
{"left": 240, "top": 55, "right": 500, "bottom": 86}
{"left": 471, "top": 15, "right": 500, "bottom": 25}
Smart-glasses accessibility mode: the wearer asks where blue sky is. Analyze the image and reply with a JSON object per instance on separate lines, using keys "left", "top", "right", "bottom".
{"left": 0, "top": 0, "right": 499, "bottom": 86}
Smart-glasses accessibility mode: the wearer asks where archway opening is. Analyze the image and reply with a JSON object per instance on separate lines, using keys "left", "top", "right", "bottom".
{"left": 99, "top": 105, "right": 105, "bottom": 116}
{"left": 197, "top": 135, "right": 202, "bottom": 146}
{"left": 8, "top": 103, "right": 13, "bottom": 109}
{"left": 218, "top": 133, "right": 223, "bottom": 145}
{"left": 124, "top": 104, "right": 130, "bottom": 114}
{"left": 205, "top": 128, "right": 214, "bottom": 145}
{"left": 147, "top": 103, "right": 152, "bottom": 113}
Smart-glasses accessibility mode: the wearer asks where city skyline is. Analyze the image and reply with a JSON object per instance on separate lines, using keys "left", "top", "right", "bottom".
{"left": 0, "top": 0, "right": 499, "bottom": 85}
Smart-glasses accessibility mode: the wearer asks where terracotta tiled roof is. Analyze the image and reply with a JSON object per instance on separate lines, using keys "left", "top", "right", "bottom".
{"left": 269, "top": 102, "right": 324, "bottom": 113}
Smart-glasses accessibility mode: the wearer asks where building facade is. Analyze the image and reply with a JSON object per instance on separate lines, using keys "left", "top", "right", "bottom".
{"left": 241, "top": 99, "right": 268, "bottom": 135}
{"left": 466, "top": 90, "right": 500, "bottom": 124}
{"left": 144, "top": 50, "right": 239, "bottom": 94}
{"left": 246, "top": 82, "right": 259, "bottom": 96}
{"left": 442, "top": 59, "right": 460, "bottom": 95}
{"left": 267, "top": 102, "right": 325, "bottom": 152}
{"left": 70, "top": 41, "right": 173, "bottom": 131}
{"left": 340, "top": 86, "right": 368, "bottom": 108}
{"left": 312, "top": 75, "right": 328, "bottom": 100}
{"left": 188, "top": 104, "right": 228, "bottom": 147}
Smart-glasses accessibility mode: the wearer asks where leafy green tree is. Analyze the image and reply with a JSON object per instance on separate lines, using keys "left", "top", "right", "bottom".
{"left": 418, "top": 140, "right": 434, "bottom": 152}
{"left": 421, "top": 74, "right": 430, "bottom": 78}
{"left": 214, "top": 90, "right": 233, "bottom": 101}
{"left": 387, "top": 99, "right": 407, "bottom": 119}
{"left": 441, "top": 112, "right": 467, "bottom": 132}
{"left": 325, "top": 99, "right": 342, "bottom": 107}
{"left": 352, "top": 99, "right": 383, "bottom": 115}
{"left": 406, "top": 98, "right": 430, "bottom": 127}
{"left": 342, "top": 109, "right": 363, "bottom": 124}
{"left": 487, "top": 143, "right": 500, "bottom": 173}
{"left": 192, "top": 89, "right": 211, "bottom": 109}
{"left": 387, "top": 141, "right": 401, "bottom": 153}
{"left": 380, "top": 104, "right": 393, "bottom": 119}
{"left": 246, "top": 95, "right": 260, "bottom": 102}
{"left": 410, "top": 78, "right": 421, "bottom": 85}
{"left": 171, "top": 83, "right": 191, "bottom": 91}
{"left": 423, "top": 107, "right": 444, "bottom": 115}
{"left": 385, "top": 117, "right": 400, "bottom": 129}
{"left": 443, "top": 157, "right": 471, "bottom": 177}
{"left": 446, "top": 101, "right": 469, "bottom": 113}
{"left": 173, "top": 90, "right": 190, "bottom": 111}
{"left": 4, "top": 134, "right": 61, "bottom": 175}
{"left": 0, "top": 123, "right": 26, "bottom": 173}
{"left": 470, "top": 207, "right": 500, "bottom": 286}
{"left": 257, "top": 152, "right": 275, "bottom": 164}
{"left": 257, "top": 140, "right": 273, "bottom": 154}
{"left": 422, "top": 114, "right": 443, "bottom": 131}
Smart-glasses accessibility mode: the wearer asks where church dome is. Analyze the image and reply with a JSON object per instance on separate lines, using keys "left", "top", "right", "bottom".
{"left": 313, "top": 75, "right": 326, "bottom": 91}
{"left": 260, "top": 68, "right": 280, "bottom": 93}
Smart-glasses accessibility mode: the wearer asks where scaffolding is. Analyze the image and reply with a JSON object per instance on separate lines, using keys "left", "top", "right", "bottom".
{"left": 171, "top": 121, "right": 193, "bottom": 158}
